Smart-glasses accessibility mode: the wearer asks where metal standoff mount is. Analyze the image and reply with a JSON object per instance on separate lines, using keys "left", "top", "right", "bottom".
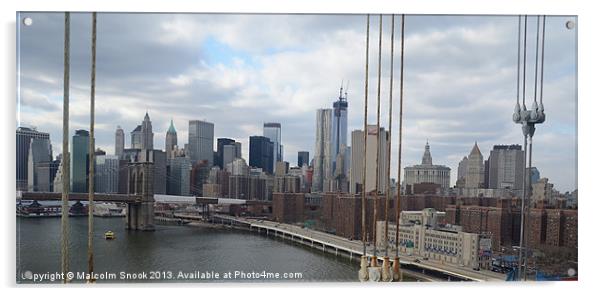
{"left": 381, "top": 256, "right": 392, "bottom": 282}
{"left": 358, "top": 255, "right": 369, "bottom": 282}
{"left": 392, "top": 256, "right": 402, "bottom": 282}
{"left": 368, "top": 255, "right": 381, "bottom": 282}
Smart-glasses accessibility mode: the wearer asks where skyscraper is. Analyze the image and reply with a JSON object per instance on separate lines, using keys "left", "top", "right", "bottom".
{"left": 465, "top": 142, "right": 485, "bottom": 189}
{"left": 297, "top": 151, "right": 309, "bottom": 167}
{"left": 27, "top": 138, "right": 53, "bottom": 191}
{"left": 350, "top": 126, "right": 390, "bottom": 194}
{"left": 165, "top": 119, "right": 177, "bottom": 159}
{"left": 249, "top": 136, "right": 274, "bottom": 174}
{"left": 95, "top": 155, "right": 120, "bottom": 193}
{"left": 332, "top": 87, "right": 348, "bottom": 169}
{"left": 222, "top": 144, "right": 237, "bottom": 168}
{"left": 188, "top": 120, "right": 214, "bottom": 166}
{"left": 53, "top": 157, "right": 64, "bottom": 193}
{"left": 217, "top": 138, "right": 235, "bottom": 169}
{"left": 131, "top": 125, "right": 142, "bottom": 149}
{"left": 190, "top": 161, "right": 211, "bottom": 196}
{"left": 71, "top": 129, "right": 90, "bottom": 193}
{"left": 487, "top": 144, "right": 525, "bottom": 191}
{"left": 16, "top": 127, "right": 51, "bottom": 191}
{"left": 530, "top": 167, "right": 541, "bottom": 184}
{"left": 235, "top": 142, "right": 242, "bottom": 158}
{"left": 34, "top": 160, "right": 59, "bottom": 192}
{"left": 167, "top": 156, "right": 191, "bottom": 196}
{"left": 141, "top": 112, "right": 154, "bottom": 150}
{"left": 263, "top": 123, "right": 282, "bottom": 168}
{"left": 456, "top": 156, "right": 468, "bottom": 187}
{"left": 129, "top": 113, "right": 154, "bottom": 150}
{"left": 312, "top": 109, "right": 333, "bottom": 192}
{"left": 115, "top": 126, "right": 124, "bottom": 157}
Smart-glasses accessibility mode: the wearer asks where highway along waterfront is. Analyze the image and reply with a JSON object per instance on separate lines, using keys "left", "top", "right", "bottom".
{"left": 17, "top": 217, "right": 419, "bottom": 283}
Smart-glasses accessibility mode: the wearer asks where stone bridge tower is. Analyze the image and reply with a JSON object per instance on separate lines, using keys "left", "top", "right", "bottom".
{"left": 126, "top": 162, "right": 155, "bottom": 231}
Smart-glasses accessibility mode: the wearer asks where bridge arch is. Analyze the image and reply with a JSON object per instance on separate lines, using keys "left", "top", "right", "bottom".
{"left": 126, "top": 162, "right": 155, "bottom": 231}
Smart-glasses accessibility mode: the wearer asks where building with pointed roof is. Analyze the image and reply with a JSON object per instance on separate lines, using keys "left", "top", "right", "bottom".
{"left": 403, "top": 141, "right": 451, "bottom": 194}
{"left": 166, "top": 119, "right": 177, "bottom": 159}
{"left": 465, "top": 142, "right": 485, "bottom": 189}
{"left": 422, "top": 140, "right": 433, "bottom": 165}
{"left": 141, "top": 112, "right": 154, "bottom": 150}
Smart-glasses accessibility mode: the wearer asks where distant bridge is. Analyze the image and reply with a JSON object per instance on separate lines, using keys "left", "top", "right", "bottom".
{"left": 17, "top": 162, "right": 156, "bottom": 231}
{"left": 19, "top": 191, "right": 140, "bottom": 203}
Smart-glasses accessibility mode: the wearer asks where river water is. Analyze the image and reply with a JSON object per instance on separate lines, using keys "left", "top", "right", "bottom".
{"left": 17, "top": 216, "right": 372, "bottom": 283}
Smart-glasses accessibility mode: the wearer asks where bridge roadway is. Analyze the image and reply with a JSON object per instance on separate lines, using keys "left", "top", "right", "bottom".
{"left": 211, "top": 214, "right": 506, "bottom": 282}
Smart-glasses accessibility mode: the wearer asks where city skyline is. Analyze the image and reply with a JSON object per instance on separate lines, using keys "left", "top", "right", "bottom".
{"left": 17, "top": 13, "right": 577, "bottom": 191}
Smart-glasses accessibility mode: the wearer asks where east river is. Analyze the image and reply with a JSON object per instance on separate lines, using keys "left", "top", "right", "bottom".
{"left": 17, "top": 217, "right": 414, "bottom": 283}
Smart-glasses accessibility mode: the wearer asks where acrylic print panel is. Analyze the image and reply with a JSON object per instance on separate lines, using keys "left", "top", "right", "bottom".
{"left": 15, "top": 12, "right": 577, "bottom": 284}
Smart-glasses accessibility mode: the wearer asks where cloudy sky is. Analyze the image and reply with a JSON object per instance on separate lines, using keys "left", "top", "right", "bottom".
{"left": 16, "top": 13, "right": 577, "bottom": 192}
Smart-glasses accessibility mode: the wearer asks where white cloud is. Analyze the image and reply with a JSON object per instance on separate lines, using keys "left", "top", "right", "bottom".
{"left": 17, "top": 13, "right": 577, "bottom": 191}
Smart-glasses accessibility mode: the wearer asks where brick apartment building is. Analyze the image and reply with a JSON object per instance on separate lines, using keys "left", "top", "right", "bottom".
{"left": 272, "top": 192, "right": 577, "bottom": 253}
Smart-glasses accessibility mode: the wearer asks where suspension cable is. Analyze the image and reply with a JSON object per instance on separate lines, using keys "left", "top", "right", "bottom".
{"left": 361, "top": 14, "right": 370, "bottom": 256}
{"left": 61, "top": 11, "right": 71, "bottom": 284}
{"left": 517, "top": 14, "right": 528, "bottom": 281}
{"left": 522, "top": 15, "right": 528, "bottom": 108}
{"left": 523, "top": 130, "right": 535, "bottom": 281}
{"left": 540, "top": 16, "right": 546, "bottom": 106}
{"left": 533, "top": 16, "right": 540, "bottom": 103}
{"left": 384, "top": 14, "right": 395, "bottom": 258}
{"left": 373, "top": 14, "right": 383, "bottom": 257}
{"left": 516, "top": 15, "right": 521, "bottom": 105}
{"left": 87, "top": 12, "right": 97, "bottom": 281}
{"left": 395, "top": 14, "right": 405, "bottom": 258}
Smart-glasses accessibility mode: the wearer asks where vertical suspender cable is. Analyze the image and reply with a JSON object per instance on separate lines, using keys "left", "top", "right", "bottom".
{"left": 522, "top": 16, "right": 528, "bottom": 108}
{"left": 516, "top": 15, "right": 522, "bottom": 106}
{"left": 384, "top": 14, "right": 395, "bottom": 258}
{"left": 361, "top": 14, "right": 370, "bottom": 257}
{"left": 61, "top": 11, "right": 71, "bottom": 283}
{"left": 517, "top": 14, "right": 528, "bottom": 281}
{"left": 525, "top": 136, "right": 534, "bottom": 281}
{"left": 533, "top": 16, "right": 540, "bottom": 104}
{"left": 539, "top": 16, "right": 546, "bottom": 107}
{"left": 395, "top": 14, "right": 405, "bottom": 259}
{"left": 518, "top": 134, "right": 527, "bottom": 280}
{"left": 372, "top": 14, "right": 383, "bottom": 258}
{"left": 524, "top": 15, "right": 542, "bottom": 282}
{"left": 524, "top": 16, "right": 539, "bottom": 280}
{"left": 87, "top": 11, "right": 97, "bottom": 281}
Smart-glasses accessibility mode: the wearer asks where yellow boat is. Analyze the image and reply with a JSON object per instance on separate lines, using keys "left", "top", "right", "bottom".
{"left": 104, "top": 231, "right": 115, "bottom": 240}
